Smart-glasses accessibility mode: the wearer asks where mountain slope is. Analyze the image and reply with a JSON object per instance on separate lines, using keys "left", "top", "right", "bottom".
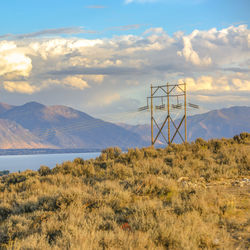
{"left": 120, "top": 106, "right": 250, "bottom": 144}
{"left": 0, "top": 102, "right": 146, "bottom": 149}
{"left": 186, "top": 106, "right": 250, "bottom": 141}
{"left": 0, "top": 119, "right": 53, "bottom": 149}
{"left": 0, "top": 102, "right": 15, "bottom": 115}
{"left": 0, "top": 103, "right": 249, "bottom": 149}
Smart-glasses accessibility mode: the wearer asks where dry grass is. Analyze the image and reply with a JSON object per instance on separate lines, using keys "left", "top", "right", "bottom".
{"left": 0, "top": 133, "right": 249, "bottom": 249}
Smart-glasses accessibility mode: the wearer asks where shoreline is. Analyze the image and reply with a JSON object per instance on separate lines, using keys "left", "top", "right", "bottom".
{"left": 0, "top": 148, "right": 103, "bottom": 156}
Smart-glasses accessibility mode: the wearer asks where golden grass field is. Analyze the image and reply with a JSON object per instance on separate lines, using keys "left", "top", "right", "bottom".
{"left": 0, "top": 133, "right": 249, "bottom": 249}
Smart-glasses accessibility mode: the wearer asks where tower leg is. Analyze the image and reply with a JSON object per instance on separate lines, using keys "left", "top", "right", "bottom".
{"left": 167, "top": 83, "right": 170, "bottom": 145}
{"left": 184, "top": 82, "right": 187, "bottom": 142}
{"left": 151, "top": 84, "right": 154, "bottom": 146}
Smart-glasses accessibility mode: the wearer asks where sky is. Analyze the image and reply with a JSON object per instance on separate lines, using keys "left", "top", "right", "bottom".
{"left": 0, "top": 0, "right": 250, "bottom": 124}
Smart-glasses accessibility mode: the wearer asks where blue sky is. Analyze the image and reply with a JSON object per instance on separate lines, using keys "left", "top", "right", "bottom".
{"left": 1, "top": 0, "right": 249, "bottom": 37}
{"left": 0, "top": 0, "right": 249, "bottom": 124}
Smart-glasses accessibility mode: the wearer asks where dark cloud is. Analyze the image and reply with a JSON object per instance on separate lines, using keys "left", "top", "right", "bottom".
{"left": 221, "top": 67, "right": 250, "bottom": 73}
{"left": 0, "top": 33, "right": 12, "bottom": 39}
{"left": 48, "top": 66, "right": 144, "bottom": 76}
{"left": 190, "top": 90, "right": 250, "bottom": 97}
{"left": 0, "top": 27, "right": 97, "bottom": 40}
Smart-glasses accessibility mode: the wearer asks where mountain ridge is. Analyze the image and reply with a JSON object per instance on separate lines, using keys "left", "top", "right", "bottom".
{"left": 0, "top": 102, "right": 15, "bottom": 115}
{"left": 119, "top": 106, "right": 250, "bottom": 143}
{"left": 0, "top": 118, "right": 54, "bottom": 149}
{"left": 0, "top": 102, "right": 146, "bottom": 149}
{"left": 0, "top": 102, "right": 249, "bottom": 150}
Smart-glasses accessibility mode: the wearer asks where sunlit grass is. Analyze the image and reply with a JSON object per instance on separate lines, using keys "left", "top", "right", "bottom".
{"left": 0, "top": 133, "right": 249, "bottom": 249}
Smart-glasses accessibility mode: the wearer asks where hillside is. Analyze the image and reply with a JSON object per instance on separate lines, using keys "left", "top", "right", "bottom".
{"left": 120, "top": 106, "right": 250, "bottom": 144}
{"left": 187, "top": 106, "right": 250, "bottom": 140}
{"left": 0, "top": 102, "right": 15, "bottom": 115}
{"left": 0, "top": 102, "right": 249, "bottom": 151}
{"left": 0, "top": 119, "right": 53, "bottom": 149}
{"left": 0, "top": 133, "right": 249, "bottom": 249}
{"left": 0, "top": 102, "right": 146, "bottom": 149}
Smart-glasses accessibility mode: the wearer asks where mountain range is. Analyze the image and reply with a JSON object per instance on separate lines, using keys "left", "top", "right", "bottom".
{"left": 0, "top": 102, "right": 145, "bottom": 150}
{"left": 0, "top": 102, "right": 249, "bottom": 151}
{"left": 120, "top": 106, "right": 250, "bottom": 143}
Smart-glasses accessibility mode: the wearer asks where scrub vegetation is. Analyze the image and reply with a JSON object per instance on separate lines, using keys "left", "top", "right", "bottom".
{"left": 0, "top": 133, "right": 249, "bottom": 249}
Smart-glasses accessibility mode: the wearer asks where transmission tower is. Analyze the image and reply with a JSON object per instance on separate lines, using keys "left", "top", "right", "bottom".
{"left": 138, "top": 82, "right": 198, "bottom": 146}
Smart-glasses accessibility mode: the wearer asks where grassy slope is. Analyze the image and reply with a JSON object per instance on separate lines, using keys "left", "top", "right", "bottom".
{"left": 0, "top": 133, "right": 249, "bottom": 249}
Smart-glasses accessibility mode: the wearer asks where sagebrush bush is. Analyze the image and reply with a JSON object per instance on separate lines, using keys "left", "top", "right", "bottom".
{"left": 0, "top": 133, "right": 249, "bottom": 249}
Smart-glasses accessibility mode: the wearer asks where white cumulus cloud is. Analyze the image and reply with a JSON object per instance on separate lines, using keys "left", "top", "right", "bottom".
{"left": 0, "top": 41, "right": 32, "bottom": 77}
{"left": 177, "top": 36, "right": 212, "bottom": 66}
{"left": 0, "top": 25, "right": 249, "bottom": 111}
{"left": 62, "top": 76, "right": 89, "bottom": 90}
{"left": 2, "top": 81, "right": 38, "bottom": 94}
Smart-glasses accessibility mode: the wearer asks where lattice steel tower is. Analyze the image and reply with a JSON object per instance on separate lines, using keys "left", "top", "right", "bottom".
{"left": 139, "top": 82, "right": 198, "bottom": 146}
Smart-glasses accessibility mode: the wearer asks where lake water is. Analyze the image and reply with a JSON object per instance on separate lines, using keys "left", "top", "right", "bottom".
{"left": 0, "top": 152, "right": 100, "bottom": 173}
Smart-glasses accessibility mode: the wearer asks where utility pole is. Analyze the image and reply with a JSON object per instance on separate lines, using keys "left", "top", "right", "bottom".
{"left": 139, "top": 82, "right": 198, "bottom": 146}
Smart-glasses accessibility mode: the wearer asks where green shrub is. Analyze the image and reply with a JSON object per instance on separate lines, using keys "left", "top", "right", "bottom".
{"left": 73, "top": 157, "right": 84, "bottom": 165}
{"left": 38, "top": 166, "right": 51, "bottom": 176}
{"left": 100, "top": 147, "right": 122, "bottom": 160}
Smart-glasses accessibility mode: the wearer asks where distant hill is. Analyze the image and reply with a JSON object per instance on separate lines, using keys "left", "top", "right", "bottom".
{"left": 0, "top": 102, "right": 249, "bottom": 150}
{"left": 0, "top": 102, "right": 15, "bottom": 115}
{"left": 118, "top": 123, "right": 153, "bottom": 144}
{"left": 186, "top": 106, "right": 250, "bottom": 141}
{"left": 0, "top": 102, "right": 146, "bottom": 149}
{"left": 119, "top": 106, "right": 250, "bottom": 144}
{"left": 0, "top": 119, "right": 53, "bottom": 149}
